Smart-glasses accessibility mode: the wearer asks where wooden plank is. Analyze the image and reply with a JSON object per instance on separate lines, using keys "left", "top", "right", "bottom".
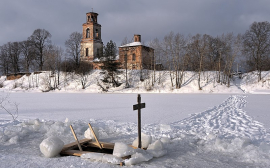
{"left": 88, "top": 123, "right": 102, "bottom": 149}
{"left": 87, "top": 141, "right": 115, "bottom": 149}
{"left": 61, "top": 150, "right": 91, "bottom": 156}
{"left": 70, "top": 125, "right": 83, "bottom": 151}
{"left": 61, "top": 139, "right": 91, "bottom": 152}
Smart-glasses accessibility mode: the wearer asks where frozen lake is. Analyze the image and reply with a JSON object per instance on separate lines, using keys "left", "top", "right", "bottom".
{"left": 1, "top": 92, "right": 270, "bottom": 167}
{"left": 1, "top": 93, "right": 269, "bottom": 129}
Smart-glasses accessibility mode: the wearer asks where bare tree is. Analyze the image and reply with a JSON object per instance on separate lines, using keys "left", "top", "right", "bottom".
{"left": 0, "top": 93, "right": 19, "bottom": 121}
{"left": 0, "top": 44, "right": 10, "bottom": 75}
{"left": 76, "top": 61, "right": 93, "bottom": 89}
{"left": 20, "top": 40, "right": 35, "bottom": 73}
{"left": 65, "top": 32, "right": 82, "bottom": 68}
{"left": 29, "top": 29, "right": 52, "bottom": 71}
{"left": 187, "top": 34, "right": 209, "bottom": 90}
{"left": 243, "top": 21, "right": 270, "bottom": 82}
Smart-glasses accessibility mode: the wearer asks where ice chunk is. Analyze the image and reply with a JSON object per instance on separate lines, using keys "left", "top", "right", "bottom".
{"left": 102, "top": 154, "right": 123, "bottom": 164}
{"left": 160, "top": 137, "right": 170, "bottom": 144}
{"left": 148, "top": 140, "right": 164, "bottom": 151}
{"left": 84, "top": 127, "right": 99, "bottom": 140}
{"left": 147, "top": 140, "right": 167, "bottom": 157}
{"left": 8, "top": 135, "right": 19, "bottom": 144}
{"left": 124, "top": 150, "right": 153, "bottom": 166}
{"left": 132, "top": 133, "right": 152, "bottom": 148}
{"left": 81, "top": 153, "right": 104, "bottom": 161}
{"left": 113, "top": 142, "right": 136, "bottom": 157}
{"left": 40, "top": 136, "right": 64, "bottom": 158}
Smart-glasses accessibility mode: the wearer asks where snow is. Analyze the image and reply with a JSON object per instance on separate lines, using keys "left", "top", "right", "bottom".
{"left": 0, "top": 70, "right": 269, "bottom": 94}
{"left": 0, "top": 71, "right": 270, "bottom": 167}
{"left": 40, "top": 136, "right": 64, "bottom": 158}
{"left": 119, "top": 42, "right": 142, "bottom": 47}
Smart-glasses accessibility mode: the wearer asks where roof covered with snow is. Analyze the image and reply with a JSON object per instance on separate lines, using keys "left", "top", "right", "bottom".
{"left": 119, "top": 42, "right": 142, "bottom": 48}
{"left": 93, "top": 55, "right": 119, "bottom": 62}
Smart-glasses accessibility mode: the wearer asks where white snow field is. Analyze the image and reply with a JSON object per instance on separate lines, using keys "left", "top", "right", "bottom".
{"left": 0, "top": 93, "right": 270, "bottom": 168}
{"left": 0, "top": 71, "right": 270, "bottom": 167}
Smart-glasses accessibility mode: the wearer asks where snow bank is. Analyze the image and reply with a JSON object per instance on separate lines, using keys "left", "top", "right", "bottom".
{"left": 2, "top": 70, "right": 269, "bottom": 93}
{"left": 40, "top": 136, "right": 64, "bottom": 158}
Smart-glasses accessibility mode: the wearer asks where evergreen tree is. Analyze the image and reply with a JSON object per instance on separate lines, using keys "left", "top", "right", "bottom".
{"left": 100, "top": 40, "right": 122, "bottom": 88}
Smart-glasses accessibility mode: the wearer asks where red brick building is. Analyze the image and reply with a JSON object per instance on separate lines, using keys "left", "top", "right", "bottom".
{"left": 118, "top": 35, "right": 154, "bottom": 70}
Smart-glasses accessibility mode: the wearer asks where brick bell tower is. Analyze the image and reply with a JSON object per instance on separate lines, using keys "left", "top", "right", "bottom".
{"left": 81, "top": 12, "right": 103, "bottom": 61}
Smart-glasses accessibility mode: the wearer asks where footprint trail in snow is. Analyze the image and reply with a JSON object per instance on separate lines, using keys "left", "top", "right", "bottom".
{"left": 172, "top": 95, "right": 268, "bottom": 141}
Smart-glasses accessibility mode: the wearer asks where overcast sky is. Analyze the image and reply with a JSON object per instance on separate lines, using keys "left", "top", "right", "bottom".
{"left": 1, "top": 0, "right": 270, "bottom": 49}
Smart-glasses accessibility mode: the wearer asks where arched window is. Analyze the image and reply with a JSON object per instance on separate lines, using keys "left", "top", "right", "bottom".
{"left": 86, "top": 28, "right": 90, "bottom": 38}
{"left": 132, "top": 53, "right": 136, "bottom": 61}
{"left": 86, "top": 48, "right": 88, "bottom": 56}
{"left": 95, "top": 29, "right": 99, "bottom": 39}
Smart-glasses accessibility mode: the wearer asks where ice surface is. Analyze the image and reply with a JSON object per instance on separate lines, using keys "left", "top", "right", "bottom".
{"left": 40, "top": 136, "right": 64, "bottom": 158}
{"left": 81, "top": 153, "right": 104, "bottom": 161}
{"left": 102, "top": 154, "right": 123, "bottom": 164}
{"left": 80, "top": 153, "right": 123, "bottom": 164}
{"left": 113, "top": 142, "right": 136, "bottom": 157}
{"left": 0, "top": 92, "right": 270, "bottom": 167}
{"left": 84, "top": 127, "right": 99, "bottom": 139}
{"left": 132, "top": 133, "right": 152, "bottom": 148}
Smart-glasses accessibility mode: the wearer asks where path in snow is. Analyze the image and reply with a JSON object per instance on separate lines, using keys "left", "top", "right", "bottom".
{"left": 172, "top": 95, "right": 267, "bottom": 141}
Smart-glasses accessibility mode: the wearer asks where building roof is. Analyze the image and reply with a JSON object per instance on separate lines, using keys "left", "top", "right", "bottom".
{"left": 119, "top": 42, "right": 142, "bottom": 48}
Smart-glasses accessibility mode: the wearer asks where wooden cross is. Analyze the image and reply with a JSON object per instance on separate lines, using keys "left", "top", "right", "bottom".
{"left": 133, "top": 94, "right": 145, "bottom": 148}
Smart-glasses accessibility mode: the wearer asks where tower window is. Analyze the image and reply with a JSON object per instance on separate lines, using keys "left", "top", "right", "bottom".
{"left": 86, "top": 28, "right": 90, "bottom": 38}
{"left": 132, "top": 53, "right": 136, "bottom": 61}
{"left": 95, "top": 29, "right": 99, "bottom": 38}
{"left": 88, "top": 16, "right": 90, "bottom": 22}
{"left": 86, "top": 48, "right": 89, "bottom": 56}
{"left": 97, "top": 48, "right": 100, "bottom": 57}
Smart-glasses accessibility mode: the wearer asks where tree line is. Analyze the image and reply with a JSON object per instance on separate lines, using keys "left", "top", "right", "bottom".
{"left": 146, "top": 21, "right": 270, "bottom": 87}
{"left": 1, "top": 21, "right": 270, "bottom": 89}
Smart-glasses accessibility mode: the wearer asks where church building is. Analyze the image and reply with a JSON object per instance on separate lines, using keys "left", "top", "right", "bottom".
{"left": 119, "top": 35, "right": 154, "bottom": 70}
{"left": 80, "top": 12, "right": 103, "bottom": 62}
{"left": 80, "top": 12, "right": 154, "bottom": 70}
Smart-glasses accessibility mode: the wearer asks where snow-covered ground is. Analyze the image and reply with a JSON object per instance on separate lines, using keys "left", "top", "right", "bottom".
{"left": 0, "top": 71, "right": 270, "bottom": 167}
{"left": 0, "top": 70, "right": 270, "bottom": 94}
{"left": 0, "top": 93, "right": 270, "bottom": 167}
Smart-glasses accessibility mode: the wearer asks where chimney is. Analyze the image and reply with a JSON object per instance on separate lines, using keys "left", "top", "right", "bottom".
{"left": 134, "top": 34, "right": 141, "bottom": 42}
